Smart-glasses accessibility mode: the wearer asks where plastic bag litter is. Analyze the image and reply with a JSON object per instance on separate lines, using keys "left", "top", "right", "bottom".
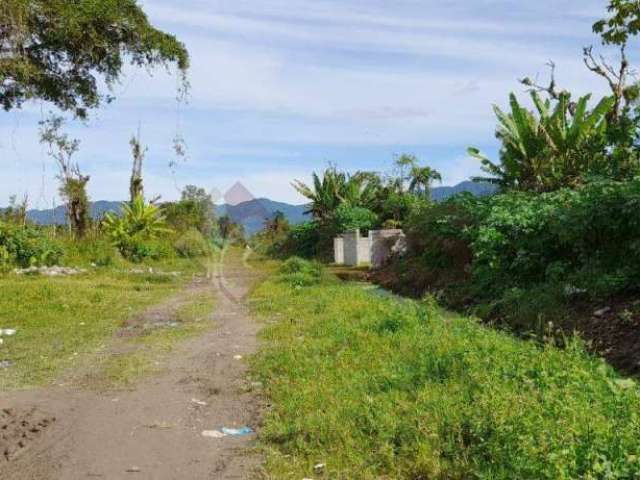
{"left": 202, "top": 426, "right": 254, "bottom": 438}
{"left": 0, "top": 329, "right": 16, "bottom": 336}
{"left": 221, "top": 426, "right": 254, "bottom": 436}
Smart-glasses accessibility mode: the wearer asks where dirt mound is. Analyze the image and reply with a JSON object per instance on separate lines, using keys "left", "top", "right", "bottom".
{"left": 1, "top": 408, "right": 55, "bottom": 462}
{"left": 573, "top": 299, "right": 640, "bottom": 375}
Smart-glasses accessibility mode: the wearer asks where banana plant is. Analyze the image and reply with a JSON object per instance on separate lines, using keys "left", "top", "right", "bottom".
{"left": 469, "top": 91, "right": 614, "bottom": 191}
{"left": 292, "top": 167, "right": 345, "bottom": 220}
{"left": 103, "top": 195, "right": 170, "bottom": 258}
{"left": 293, "top": 167, "right": 383, "bottom": 220}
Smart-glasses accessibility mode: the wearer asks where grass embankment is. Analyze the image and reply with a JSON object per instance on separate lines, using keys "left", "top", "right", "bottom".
{"left": 0, "top": 258, "right": 212, "bottom": 390}
{"left": 251, "top": 259, "right": 640, "bottom": 479}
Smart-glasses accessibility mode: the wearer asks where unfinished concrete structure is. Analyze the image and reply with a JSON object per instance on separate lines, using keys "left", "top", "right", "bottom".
{"left": 334, "top": 229, "right": 405, "bottom": 268}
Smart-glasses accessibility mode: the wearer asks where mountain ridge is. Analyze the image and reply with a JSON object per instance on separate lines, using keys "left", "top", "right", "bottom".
{"left": 22, "top": 181, "right": 496, "bottom": 234}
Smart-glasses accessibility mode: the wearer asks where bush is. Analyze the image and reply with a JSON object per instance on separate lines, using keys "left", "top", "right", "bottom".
{"left": 278, "top": 257, "right": 323, "bottom": 287}
{"left": 332, "top": 204, "right": 378, "bottom": 234}
{"left": 0, "top": 222, "right": 63, "bottom": 268}
{"left": 60, "top": 234, "right": 119, "bottom": 267}
{"left": 271, "top": 222, "right": 323, "bottom": 259}
{"left": 103, "top": 196, "right": 171, "bottom": 262}
{"left": 174, "top": 228, "right": 211, "bottom": 258}
{"left": 385, "top": 178, "right": 640, "bottom": 333}
{"left": 472, "top": 179, "right": 640, "bottom": 298}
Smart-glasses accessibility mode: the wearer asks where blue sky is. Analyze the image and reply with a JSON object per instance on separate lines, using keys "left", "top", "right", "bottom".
{"left": 0, "top": 0, "right": 622, "bottom": 206}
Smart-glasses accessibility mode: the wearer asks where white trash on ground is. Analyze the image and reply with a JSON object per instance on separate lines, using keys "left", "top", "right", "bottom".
{"left": 201, "top": 426, "right": 254, "bottom": 438}
{"left": 14, "top": 266, "right": 86, "bottom": 276}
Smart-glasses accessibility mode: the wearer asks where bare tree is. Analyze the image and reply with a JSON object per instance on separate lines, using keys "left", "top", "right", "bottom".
{"left": 39, "top": 115, "right": 90, "bottom": 237}
{"left": 582, "top": 45, "right": 632, "bottom": 122}
{"left": 129, "top": 129, "right": 147, "bottom": 203}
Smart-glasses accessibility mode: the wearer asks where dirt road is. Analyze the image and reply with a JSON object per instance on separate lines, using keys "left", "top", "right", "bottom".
{"left": 0, "top": 249, "right": 263, "bottom": 479}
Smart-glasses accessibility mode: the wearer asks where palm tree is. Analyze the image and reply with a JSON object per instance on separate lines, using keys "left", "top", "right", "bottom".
{"left": 408, "top": 166, "right": 442, "bottom": 199}
{"left": 394, "top": 154, "right": 418, "bottom": 193}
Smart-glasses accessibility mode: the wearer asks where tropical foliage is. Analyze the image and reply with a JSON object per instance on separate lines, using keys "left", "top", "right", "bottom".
{"left": 469, "top": 92, "right": 619, "bottom": 192}
{"left": 0, "top": 0, "right": 189, "bottom": 118}
{"left": 103, "top": 195, "right": 170, "bottom": 261}
{"left": 0, "top": 221, "right": 63, "bottom": 268}
{"left": 278, "top": 157, "right": 440, "bottom": 259}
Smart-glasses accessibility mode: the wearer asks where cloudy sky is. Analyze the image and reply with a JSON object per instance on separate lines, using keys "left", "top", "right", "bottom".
{"left": 0, "top": 0, "right": 623, "bottom": 206}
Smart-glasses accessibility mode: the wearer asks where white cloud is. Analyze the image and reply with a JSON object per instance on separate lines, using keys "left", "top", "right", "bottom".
{"left": 0, "top": 0, "right": 622, "bottom": 204}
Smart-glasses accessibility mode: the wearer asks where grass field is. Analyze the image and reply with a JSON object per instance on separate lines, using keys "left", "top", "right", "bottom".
{"left": 0, "top": 258, "right": 212, "bottom": 390}
{"left": 251, "top": 261, "right": 640, "bottom": 479}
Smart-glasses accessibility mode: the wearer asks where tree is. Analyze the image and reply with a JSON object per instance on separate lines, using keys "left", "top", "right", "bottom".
{"left": 394, "top": 154, "right": 418, "bottom": 193}
{"left": 0, "top": 0, "right": 189, "bottom": 118}
{"left": 264, "top": 210, "right": 290, "bottom": 238}
{"left": 408, "top": 165, "right": 442, "bottom": 199}
{"left": 162, "top": 185, "right": 215, "bottom": 236}
{"left": 129, "top": 131, "right": 147, "bottom": 204}
{"left": 39, "top": 114, "right": 90, "bottom": 236}
{"left": 333, "top": 204, "right": 378, "bottom": 234}
{"left": 594, "top": 0, "right": 640, "bottom": 46}
{"left": 0, "top": 194, "right": 28, "bottom": 226}
{"left": 217, "top": 215, "right": 244, "bottom": 243}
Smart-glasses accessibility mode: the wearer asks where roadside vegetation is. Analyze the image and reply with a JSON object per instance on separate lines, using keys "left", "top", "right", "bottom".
{"left": 252, "top": 258, "right": 640, "bottom": 479}
{"left": 252, "top": 1, "right": 640, "bottom": 374}
{"left": 0, "top": 0, "right": 259, "bottom": 393}
{"left": 0, "top": 180, "right": 242, "bottom": 391}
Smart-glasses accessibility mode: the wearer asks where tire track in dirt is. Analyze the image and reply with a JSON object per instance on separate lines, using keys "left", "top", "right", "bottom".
{"left": 0, "top": 249, "right": 264, "bottom": 479}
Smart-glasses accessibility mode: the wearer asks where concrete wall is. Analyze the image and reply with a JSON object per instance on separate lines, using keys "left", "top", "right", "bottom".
{"left": 335, "top": 229, "right": 405, "bottom": 267}
{"left": 333, "top": 236, "right": 344, "bottom": 265}
{"left": 342, "top": 230, "right": 365, "bottom": 266}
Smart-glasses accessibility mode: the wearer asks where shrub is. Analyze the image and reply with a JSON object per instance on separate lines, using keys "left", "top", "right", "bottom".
{"left": 278, "top": 257, "right": 323, "bottom": 287}
{"left": 471, "top": 179, "right": 640, "bottom": 298}
{"left": 60, "top": 234, "right": 119, "bottom": 267}
{"left": 271, "top": 222, "right": 323, "bottom": 259}
{"left": 0, "top": 222, "right": 63, "bottom": 268}
{"left": 332, "top": 204, "right": 378, "bottom": 234}
{"left": 174, "top": 228, "right": 211, "bottom": 258}
{"left": 387, "top": 178, "right": 640, "bottom": 334}
{"left": 103, "top": 196, "right": 171, "bottom": 262}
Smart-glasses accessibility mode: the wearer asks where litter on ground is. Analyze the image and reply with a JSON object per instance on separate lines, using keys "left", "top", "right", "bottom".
{"left": 221, "top": 426, "right": 254, "bottom": 436}
{"left": 201, "top": 426, "right": 254, "bottom": 438}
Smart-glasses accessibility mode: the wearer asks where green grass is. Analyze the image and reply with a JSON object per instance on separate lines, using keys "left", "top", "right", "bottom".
{"left": 0, "top": 258, "right": 210, "bottom": 390}
{"left": 251, "top": 265, "right": 640, "bottom": 479}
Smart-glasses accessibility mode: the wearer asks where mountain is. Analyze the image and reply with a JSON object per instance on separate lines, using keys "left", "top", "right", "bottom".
{"left": 20, "top": 181, "right": 495, "bottom": 234}
{"left": 431, "top": 181, "right": 497, "bottom": 201}
{"left": 216, "top": 198, "right": 308, "bottom": 235}
{"left": 26, "top": 200, "right": 123, "bottom": 225}
{"left": 24, "top": 198, "right": 309, "bottom": 235}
